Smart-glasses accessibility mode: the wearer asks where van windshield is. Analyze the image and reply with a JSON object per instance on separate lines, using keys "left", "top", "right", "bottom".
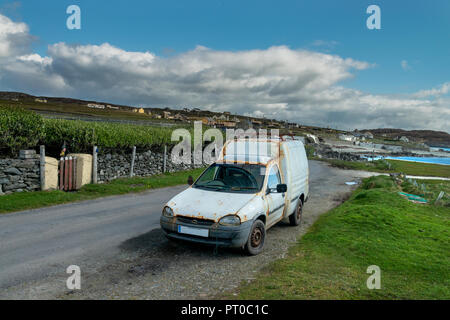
{"left": 193, "top": 163, "right": 266, "bottom": 193}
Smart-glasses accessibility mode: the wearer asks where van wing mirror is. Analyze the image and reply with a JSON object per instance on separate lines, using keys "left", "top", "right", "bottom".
{"left": 276, "top": 184, "right": 287, "bottom": 193}
{"left": 187, "top": 176, "right": 194, "bottom": 185}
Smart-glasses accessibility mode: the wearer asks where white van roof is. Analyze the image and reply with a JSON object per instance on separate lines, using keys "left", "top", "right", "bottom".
{"left": 218, "top": 138, "right": 304, "bottom": 165}
{"left": 219, "top": 154, "right": 273, "bottom": 165}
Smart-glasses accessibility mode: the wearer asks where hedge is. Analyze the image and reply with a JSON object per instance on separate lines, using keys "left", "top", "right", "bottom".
{"left": 0, "top": 106, "right": 45, "bottom": 155}
{"left": 0, "top": 106, "right": 191, "bottom": 155}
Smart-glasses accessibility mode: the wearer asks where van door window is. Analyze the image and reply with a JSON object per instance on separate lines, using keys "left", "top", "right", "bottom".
{"left": 267, "top": 165, "right": 281, "bottom": 192}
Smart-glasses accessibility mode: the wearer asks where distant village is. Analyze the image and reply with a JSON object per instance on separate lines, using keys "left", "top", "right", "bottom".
{"left": 84, "top": 103, "right": 417, "bottom": 145}
{"left": 86, "top": 102, "right": 302, "bottom": 131}
{"left": 26, "top": 95, "right": 441, "bottom": 144}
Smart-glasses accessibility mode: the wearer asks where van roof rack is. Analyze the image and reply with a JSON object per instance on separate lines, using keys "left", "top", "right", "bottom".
{"left": 279, "top": 134, "right": 297, "bottom": 141}
{"left": 231, "top": 134, "right": 298, "bottom": 141}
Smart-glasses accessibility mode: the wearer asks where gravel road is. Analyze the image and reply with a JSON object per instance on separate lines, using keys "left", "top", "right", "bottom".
{"left": 0, "top": 160, "right": 379, "bottom": 299}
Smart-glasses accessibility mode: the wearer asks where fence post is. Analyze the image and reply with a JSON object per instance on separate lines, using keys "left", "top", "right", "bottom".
{"left": 73, "top": 157, "right": 78, "bottom": 190}
{"left": 64, "top": 157, "right": 69, "bottom": 191}
{"left": 130, "top": 146, "right": 136, "bottom": 177}
{"left": 59, "top": 158, "right": 64, "bottom": 190}
{"left": 163, "top": 145, "right": 167, "bottom": 173}
{"left": 92, "top": 146, "right": 98, "bottom": 184}
{"left": 40, "top": 145, "right": 45, "bottom": 191}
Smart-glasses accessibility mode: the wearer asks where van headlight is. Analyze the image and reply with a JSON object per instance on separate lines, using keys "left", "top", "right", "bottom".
{"left": 162, "top": 206, "right": 174, "bottom": 218}
{"left": 219, "top": 215, "right": 241, "bottom": 226}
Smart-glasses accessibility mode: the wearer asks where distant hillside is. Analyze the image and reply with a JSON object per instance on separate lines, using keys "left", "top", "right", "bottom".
{"left": 363, "top": 128, "right": 450, "bottom": 148}
{"left": 1, "top": 92, "right": 448, "bottom": 145}
{"left": 0, "top": 91, "right": 134, "bottom": 111}
{"left": 0, "top": 91, "right": 264, "bottom": 125}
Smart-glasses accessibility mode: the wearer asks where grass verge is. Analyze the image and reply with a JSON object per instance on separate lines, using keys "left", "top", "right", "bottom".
{"left": 324, "top": 159, "right": 450, "bottom": 178}
{"left": 0, "top": 167, "right": 205, "bottom": 214}
{"left": 234, "top": 176, "right": 450, "bottom": 299}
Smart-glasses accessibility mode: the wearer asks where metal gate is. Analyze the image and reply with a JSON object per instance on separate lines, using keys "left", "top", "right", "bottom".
{"left": 59, "top": 156, "right": 78, "bottom": 191}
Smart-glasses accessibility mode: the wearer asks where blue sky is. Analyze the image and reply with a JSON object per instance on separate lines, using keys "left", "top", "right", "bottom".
{"left": 0, "top": 0, "right": 449, "bottom": 131}
{"left": 8, "top": 0, "right": 449, "bottom": 94}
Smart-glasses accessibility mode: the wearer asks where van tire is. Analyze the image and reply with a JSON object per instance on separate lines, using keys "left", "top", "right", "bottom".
{"left": 244, "top": 220, "right": 266, "bottom": 255}
{"left": 289, "top": 198, "right": 303, "bottom": 226}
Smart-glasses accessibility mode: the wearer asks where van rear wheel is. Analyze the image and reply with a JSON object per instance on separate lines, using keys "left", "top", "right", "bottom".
{"left": 289, "top": 198, "right": 303, "bottom": 226}
{"left": 244, "top": 220, "right": 266, "bottom": 255}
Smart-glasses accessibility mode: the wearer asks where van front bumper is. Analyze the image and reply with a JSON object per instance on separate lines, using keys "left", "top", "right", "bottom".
{"left": 160, "top": 215, "right": 252, "bottom": 248}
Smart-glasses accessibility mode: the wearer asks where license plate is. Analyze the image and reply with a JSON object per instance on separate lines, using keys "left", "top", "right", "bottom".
{"left": 178, "top": 225, "right": 209, "bottom": 237}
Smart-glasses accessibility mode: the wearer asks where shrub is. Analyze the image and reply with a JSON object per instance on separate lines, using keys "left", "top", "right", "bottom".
{"left": 0, "top": 106, "right": 44, "bottom": 155}
{"left": 373, "top": 159, "right": 397, "bottom": 171}
{"left": 305, "top": 144, "right": 315, "bottom": 159}
{"left": 0, "top": 107, "right": 216, "bottom": 156}
{"left": 42, "top": 119, "right": 187, "bottom": 154}
{"left": 361, "top": 175, "right": 397, "bottom": 190}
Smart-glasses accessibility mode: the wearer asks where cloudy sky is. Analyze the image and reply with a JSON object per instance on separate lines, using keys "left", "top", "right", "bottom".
{"left": 0, "top": 0, "right": 449, "bottom": 132}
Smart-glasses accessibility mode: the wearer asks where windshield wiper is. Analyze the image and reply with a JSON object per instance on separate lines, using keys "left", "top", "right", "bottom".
{"left": 231, "top": 186, "right": 258, "bottom": 191}
{"left": 195, "top": 184, "right": 228, "bottom": 190}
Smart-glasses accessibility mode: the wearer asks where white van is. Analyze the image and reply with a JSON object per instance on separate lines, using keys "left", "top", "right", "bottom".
{"left": 160, "top": 137, "right": 309, "bottom": 255}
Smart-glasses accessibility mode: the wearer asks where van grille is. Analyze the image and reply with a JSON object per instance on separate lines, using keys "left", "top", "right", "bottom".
{"left": 176, "top": 216, "right": 216, "bottom": 226}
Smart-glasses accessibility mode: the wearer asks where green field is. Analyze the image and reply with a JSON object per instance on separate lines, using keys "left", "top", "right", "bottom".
{"left": 0, "top": 168, "right": 205, "bottom": 214}
{"left": 324, "top": 159, "right": 450, "bottom": 178}
{"left": 388, "top": 159, "right": 450, "bottom": 178}
{"left": 234, "top": 176, "right": 450, "bottom": 299}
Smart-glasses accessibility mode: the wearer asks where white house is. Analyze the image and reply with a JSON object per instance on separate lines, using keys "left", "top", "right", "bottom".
{"left": 87, "top": 103, "right": 105, "bottom": 109}
{"left": 339, "top": 134, "right": 356, "bottom": 142}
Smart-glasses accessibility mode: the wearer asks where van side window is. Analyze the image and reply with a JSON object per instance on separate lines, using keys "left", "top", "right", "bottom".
{"left": 267, "top": 165, "right": 281, "bottom": 190}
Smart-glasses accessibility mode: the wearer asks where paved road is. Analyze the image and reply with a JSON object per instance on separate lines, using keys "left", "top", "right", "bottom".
{"left": 0, "top": 160, "right": 379, "bottom": 298}
{"left": 0, "top": 184, "right": 187, "bottom": 289}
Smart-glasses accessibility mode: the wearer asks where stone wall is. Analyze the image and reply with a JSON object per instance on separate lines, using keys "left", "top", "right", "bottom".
{"left": 0, "top": 157, "right": 40, "bottom": 195}
{"left": 0, "top": 149, "right": 206, "bottom": 194}
{"left": 97, "top": 151, "right": 204, "bottom": 183}
{"left": 313, "top": 144, "right": 362, "bottom": 161}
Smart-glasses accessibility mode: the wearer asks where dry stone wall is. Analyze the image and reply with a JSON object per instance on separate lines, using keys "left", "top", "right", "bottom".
{"left": 97, "top": 151, "right": 204, "bottom": 183}
{"left": 0, "top": 156, "right": 40, "bottom": 195}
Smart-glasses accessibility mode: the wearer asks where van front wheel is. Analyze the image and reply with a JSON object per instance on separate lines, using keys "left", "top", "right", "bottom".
{"left": 244, "top": 220, "right": 266, "bottom": 255}
{"left": 289, "top": 198, "right": 303, "bottom": 226}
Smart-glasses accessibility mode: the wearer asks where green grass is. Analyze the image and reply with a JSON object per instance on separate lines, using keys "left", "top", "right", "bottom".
{"left": 234, "top": 176, "right": 450, "bottom": 299}
{"left": 400, "top": 179, "right": 450, "bottom": 206}
{"left": 0, "top": 167, "right": 205, "bottom": 214}
{"left": 388, "top": 160, "right": 450, "bottom": 178}
{"left": 324, "top": 159, "right": 450, "bottom": 178}
{"left": 304, "top": 145, "right": 315, "bottom": 159}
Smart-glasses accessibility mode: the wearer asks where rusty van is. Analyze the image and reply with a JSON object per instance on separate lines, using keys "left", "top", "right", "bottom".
{"left": 160, "top": 137, "right": 309, "bottom": 255}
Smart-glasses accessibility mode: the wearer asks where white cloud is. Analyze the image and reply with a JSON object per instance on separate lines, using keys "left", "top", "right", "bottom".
{"left": 0, "top": 14, "right": 448, "bottom": 132}
{"left": 401, "top": 60, "right": 411, "bottom": 71}
{"left": 0, "top": 14, "right": 33, "bottom": 58}
{"left": 311, "top": 40, "right": 339, "bottom": 49}
{"left": 413, "top": 82, "right": 450, "bottom": 98}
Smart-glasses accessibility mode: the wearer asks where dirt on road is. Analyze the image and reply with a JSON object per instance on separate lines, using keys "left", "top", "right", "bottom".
{"left": 0, "top": 161, "right": 380, "bottom": 299}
